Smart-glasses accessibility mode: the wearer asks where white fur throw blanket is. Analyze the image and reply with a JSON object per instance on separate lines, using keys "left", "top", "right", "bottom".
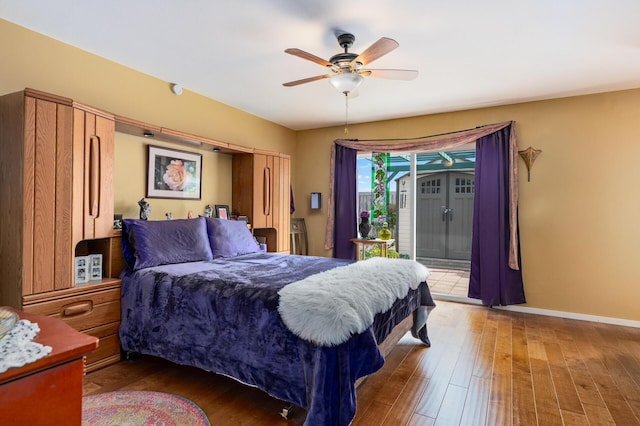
{"left": 278, "top": 257, "right": 430, "bottom": 346}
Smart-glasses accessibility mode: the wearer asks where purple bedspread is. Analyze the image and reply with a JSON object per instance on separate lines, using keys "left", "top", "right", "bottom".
{"left": 119, "top": 252, "right": 433, "bottom": 425}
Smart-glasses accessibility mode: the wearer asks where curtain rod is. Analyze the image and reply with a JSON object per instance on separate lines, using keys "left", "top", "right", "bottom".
{"left": 336, "top": 123, "right": 499, "bottom": 143}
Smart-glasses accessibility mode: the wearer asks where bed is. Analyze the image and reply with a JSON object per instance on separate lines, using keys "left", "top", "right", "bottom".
{"left": 119, "top": 216, "right": 435, "bottom": 425}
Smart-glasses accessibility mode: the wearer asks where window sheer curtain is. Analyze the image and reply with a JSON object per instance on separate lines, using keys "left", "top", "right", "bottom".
{"left": 325, "top": 121, "right": 525, "bottom": 306}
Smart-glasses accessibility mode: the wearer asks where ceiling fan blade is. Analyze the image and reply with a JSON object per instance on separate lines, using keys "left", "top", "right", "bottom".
{"left": 351, "top": 37, "right": 399, "bottom": 66}
{"left": 283, "top": 74, "right": 332, "bottom": 87}
{"left": 361, "top": 69, "right": 419, "bottom": 80}
{"left": 285, "top": 48, "right": 333, "bottom": 68}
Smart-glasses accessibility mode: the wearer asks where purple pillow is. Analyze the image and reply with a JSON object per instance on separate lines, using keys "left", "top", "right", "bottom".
{"left": 206, "top": 218, "right": 261, "bottom": 258}
{"left": 123, "top": 217, "right": 213, "bottom": 270}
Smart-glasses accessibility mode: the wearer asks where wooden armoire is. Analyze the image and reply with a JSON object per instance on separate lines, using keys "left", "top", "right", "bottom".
{"left": 232, "top": 150, "right": 291, "bottom": 254}
{"left": 0, "top": 89, "right": 123, "bottom": 372}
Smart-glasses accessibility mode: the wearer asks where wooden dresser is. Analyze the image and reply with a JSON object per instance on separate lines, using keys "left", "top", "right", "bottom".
{"left": 0, "top": 308, "right": 99, "bottom": 425}
{"left": 0, "top": 89, "right": 122, "bottom": 372}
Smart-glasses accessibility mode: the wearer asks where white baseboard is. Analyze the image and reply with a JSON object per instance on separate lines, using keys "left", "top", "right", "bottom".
{"left": 433, "top": 294, "right": 640, "bottom": 329}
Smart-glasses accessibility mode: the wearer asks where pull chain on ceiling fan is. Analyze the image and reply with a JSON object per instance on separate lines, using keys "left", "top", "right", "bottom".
{"left": 283, "top": 32, "right": 418, "bottom": 134}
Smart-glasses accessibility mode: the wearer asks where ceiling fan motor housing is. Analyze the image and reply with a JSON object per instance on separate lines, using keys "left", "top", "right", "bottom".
{"left": 330, "top": 52, "right": 358, "bottom": 66}
{"left": 331, "top": 33, "right": 360, "bottom": 71}
{"left": 337, "top": 33, "right": 355, "bottom": 50}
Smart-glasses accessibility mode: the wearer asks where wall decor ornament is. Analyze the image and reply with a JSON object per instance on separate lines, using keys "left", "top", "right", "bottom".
{"left": 518, "top": 146, "right": 542, "bottom": 182}
{"left": 147, "top": 145, "right": 202, "bottom": 199}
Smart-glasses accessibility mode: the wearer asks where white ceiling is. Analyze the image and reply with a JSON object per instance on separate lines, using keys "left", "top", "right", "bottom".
{"left": 2, "top": 0, "right": 640, "bottom": 131}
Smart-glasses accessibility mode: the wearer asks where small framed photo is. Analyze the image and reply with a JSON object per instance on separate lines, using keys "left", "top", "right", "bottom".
{"left": 147, "top": 145, "right": 202, "bottom": 199}
{"left": 215, "top": 205, "right": 229, "bottom": 219}
{"left": 75, "top": 256, "right": 90, "bottom": 285}
{"left": 89, "top": 254, "right": 103, "bottom": 281}
{"left": 237, "top": 215, "right": 249, "bottom": 223}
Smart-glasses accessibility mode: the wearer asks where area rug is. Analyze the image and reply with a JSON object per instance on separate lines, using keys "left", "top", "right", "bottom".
{"left": 83, "top": 390, "right": 210, "bottom": 426}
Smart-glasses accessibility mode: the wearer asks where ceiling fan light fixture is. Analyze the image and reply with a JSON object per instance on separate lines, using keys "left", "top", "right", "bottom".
{"left": 329, "top": 73, "right": 364, "bottom": 94}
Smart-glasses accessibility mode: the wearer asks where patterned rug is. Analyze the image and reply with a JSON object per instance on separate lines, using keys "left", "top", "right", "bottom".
{"left": 83, "top": 390, "right": 210, "bottom": 426}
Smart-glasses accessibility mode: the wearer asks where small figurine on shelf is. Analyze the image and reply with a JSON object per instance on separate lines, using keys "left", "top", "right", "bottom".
{"left": 138, "top": 198, "right": 151, "bottom": 220}
{"left": 204, "top": 204, "right": 213, "bottom": 218}
{"left": 187, "top": 210, "right": 194, "bottom": 219}
{"left": 165, "top": 212, "right": 173, "bottom": 220}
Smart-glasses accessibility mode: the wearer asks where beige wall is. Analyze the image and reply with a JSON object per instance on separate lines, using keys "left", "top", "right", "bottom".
{"left": 1, "top": 18, "right": 296, "bottom": 219}
{"left": 114, "top": 134, "right": 234, "bottom": 220}
{"left": 295, "top": 89, "right": 640, "bottom": 321}
{"left": 3, "top": 18, "right": 640, "bottom": 322}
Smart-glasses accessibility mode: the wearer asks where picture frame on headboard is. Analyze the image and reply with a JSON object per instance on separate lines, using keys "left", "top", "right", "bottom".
{"left": 147, "top": 145, "right": 202, "bottom": 199}
{"left": 215, "top": 205, "right": 229, "bottom": 219}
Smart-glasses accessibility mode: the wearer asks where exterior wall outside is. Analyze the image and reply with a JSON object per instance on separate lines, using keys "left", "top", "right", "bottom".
{"left": 397, "top": 175, "right": 411, "bottom": 255}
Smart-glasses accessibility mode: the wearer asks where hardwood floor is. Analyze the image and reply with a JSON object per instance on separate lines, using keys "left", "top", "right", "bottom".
{"left": 83, "top": 301, "right": 640, "bottom": 425}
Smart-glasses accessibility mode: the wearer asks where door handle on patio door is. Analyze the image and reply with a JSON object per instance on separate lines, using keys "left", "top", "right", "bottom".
{"left": 441, "top": 207, "right": 454, "bottom": 221}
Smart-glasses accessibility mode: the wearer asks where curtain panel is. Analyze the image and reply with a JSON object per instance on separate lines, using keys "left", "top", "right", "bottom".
{"left": 325, "top": 120, "right": 520, "bottom": 269}
{"left": 469, "top": 125, "right": 525, "bottom": 305}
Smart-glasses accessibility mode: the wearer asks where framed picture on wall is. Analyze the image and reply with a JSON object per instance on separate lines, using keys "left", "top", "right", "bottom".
{"left": 215, "top": 205, "right": 229, "bottom": 219}
{"left": 146, "top": 145, "right": 202, "bottom": 199}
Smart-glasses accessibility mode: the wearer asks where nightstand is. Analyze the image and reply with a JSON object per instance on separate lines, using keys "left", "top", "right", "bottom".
{"left": 0, "top": 308, "right": 99, "bottom": 425}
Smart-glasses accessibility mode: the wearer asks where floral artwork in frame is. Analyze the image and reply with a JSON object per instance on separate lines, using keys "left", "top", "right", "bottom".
{"left": 147, "top": 145, "right": 202, "bottom": 199}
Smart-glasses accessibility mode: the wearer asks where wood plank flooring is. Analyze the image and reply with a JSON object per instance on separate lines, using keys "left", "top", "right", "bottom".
{"left": 83, "top": 301, "right": 640, "bottom": 425}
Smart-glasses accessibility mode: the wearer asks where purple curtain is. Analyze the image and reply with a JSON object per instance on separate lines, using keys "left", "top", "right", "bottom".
{"left": 333, "top": 144, "right": 357, "bottom": 259}
{"left": 468, "top": 125, "right": 525, "bottom": 305}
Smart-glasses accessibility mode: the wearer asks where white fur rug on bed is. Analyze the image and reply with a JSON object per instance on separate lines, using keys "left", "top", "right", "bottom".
{"left": 278, "top": 257, "right": 429, "bottom": 346}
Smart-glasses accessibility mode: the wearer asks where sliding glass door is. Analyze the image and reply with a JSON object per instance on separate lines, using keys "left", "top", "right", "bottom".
{"left": 358, "top": 149, "right": 475, "bottom": 262}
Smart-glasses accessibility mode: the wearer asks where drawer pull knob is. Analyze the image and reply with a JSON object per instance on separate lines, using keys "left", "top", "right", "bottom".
{"left": 63, "top": 301, "right": 93, "bottom": 317}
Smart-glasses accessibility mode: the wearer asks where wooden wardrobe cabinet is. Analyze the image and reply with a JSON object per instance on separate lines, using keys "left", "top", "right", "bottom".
{"left": 72, "top": 106, "right": 115, "bottom": 244}
{"left": 232, "top": 151, "right": 290, "bottom": 254}
{"left": 0, "top": 88, "right": 120, "bottom": 372}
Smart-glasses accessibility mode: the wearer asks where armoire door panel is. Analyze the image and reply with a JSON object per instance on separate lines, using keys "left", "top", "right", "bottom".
{"left": 21, "top": 96, "right": 36, "bottom": 297}
{"left": 73, "top": 110, "right": 115, "bottom": 244}
{"left": 93, "top": 115, "right": 115, "bottom": 239}
{"left": 83, "top": 112, "right": 97, "bottom": 239}
{"left": 71, "top": 108, "right": 85, "bottom": 251}
{"left": 252, "top": 153, "right": 269, "bottom": 228}
{"left": 274, "top": 156, "right": 291, "bottom": 253}
{"left": 54, "top": 104, "right": 74, "bottom": 291}
{"left": 32, "top": 99, "right": 58, "bottom": 295}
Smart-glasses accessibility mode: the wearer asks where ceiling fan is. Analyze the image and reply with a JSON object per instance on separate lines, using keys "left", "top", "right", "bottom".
{"left": 283, "top": 32, "right": 418, "bottom": 95}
